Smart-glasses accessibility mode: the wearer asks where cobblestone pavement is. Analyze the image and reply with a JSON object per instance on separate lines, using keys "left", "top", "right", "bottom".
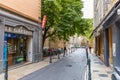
{"left": 1, "top": 48, "right": 112, "bottom": 80}
{"left": 19, "top": 49, "right": 87, "bottom": 80}
{"left": 0, "top": 55, "right": 59, "bottom": 80}
{"left": 90, "top": 54, "right": 113, "bottom": 80}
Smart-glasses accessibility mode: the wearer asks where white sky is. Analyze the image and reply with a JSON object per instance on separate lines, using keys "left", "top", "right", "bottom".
{"left": 82, "top": 0, "right": 93, "bottom": 18}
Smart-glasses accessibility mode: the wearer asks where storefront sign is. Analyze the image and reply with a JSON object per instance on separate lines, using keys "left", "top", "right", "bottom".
{"left": 5, "top": 26, "right": 33, "bottom": 36}
{"left": 42, "top": 15, "right": 47, "bottom": 29}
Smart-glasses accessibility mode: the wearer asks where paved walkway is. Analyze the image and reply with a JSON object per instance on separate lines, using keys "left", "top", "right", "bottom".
{"left": 0, "top": 49, "right": 113, "bottom": 80}
{"left": 19, "top": 49, "right": 87, "bottom": 80}
{"left": 90, "top": 54, "right": 113, "bottom": 80}
{"left": 0, "top": 55, "right": 60, "bottom": 80}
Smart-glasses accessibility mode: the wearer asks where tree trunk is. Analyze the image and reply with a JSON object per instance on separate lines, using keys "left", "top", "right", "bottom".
{"left": 42, "top": 36, "right": 46, "bottom": 49}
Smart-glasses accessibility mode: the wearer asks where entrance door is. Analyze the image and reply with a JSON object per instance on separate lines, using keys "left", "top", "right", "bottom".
{"left": 108, "top": 27, "right": 113, "bottom": 66}
{"left": 100, "top": 32, "right": 104, "bottom": 61}
{"left": 26, "top": 37, "right": 33, "bottom": 62}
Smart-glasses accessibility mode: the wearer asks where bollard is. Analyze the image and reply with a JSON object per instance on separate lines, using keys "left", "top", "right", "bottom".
{"left": 88, "top": 58, "right": 91, "bottom": 80}
{"left": 63, "top": 50, "right": 65, "bottom": 57}
{"left": 58, "top": 50, "right": 60, "bottom": 59}
{"left": 68, "top": 49, "right": 70, "bottom": 55}
{"left": 86, "top": 48, "right": 88, "bottom": 59}
{"left": 50, "top": 51, "right": 52, "bottom": 63}
{"left": 86, "top": 48, "right": 91, "bottom": 80}
{"left": 71, "top": 48, "right": 72, "bottom": 53}
{"left": 4, "top": 40, "right": 8, "bottom": 80}
{"left": 63, "top": 52, "right": 65, "bottom": 57}
{"left": 4, "top": 60, "right": 8, "bottom": 80}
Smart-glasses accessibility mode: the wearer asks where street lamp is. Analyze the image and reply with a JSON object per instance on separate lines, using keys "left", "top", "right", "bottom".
{"left": 117, "top": 9, "right": 120, "bottom": 15}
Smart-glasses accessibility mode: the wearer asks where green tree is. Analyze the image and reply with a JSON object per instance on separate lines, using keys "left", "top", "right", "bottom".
{"left": 84, "top": 19, "right": 94, "bottom": 41}
{"left": 41, "top": 0, "right": 93, "bottom": 48}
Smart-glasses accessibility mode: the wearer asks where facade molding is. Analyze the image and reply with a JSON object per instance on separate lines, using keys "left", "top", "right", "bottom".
{"left": 4, "top": 18, "right": 36, "bottom": 31}
{"left": 0, "top": 9, "right": 39, "bottom": 27}
{"left": 90, "top": 0, "right": 120, "bottom": 38}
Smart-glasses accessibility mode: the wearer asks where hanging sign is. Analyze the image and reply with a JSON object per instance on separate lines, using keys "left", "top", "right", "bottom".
{"left": 42, "top": 15, "right": 47, "bottom": 29}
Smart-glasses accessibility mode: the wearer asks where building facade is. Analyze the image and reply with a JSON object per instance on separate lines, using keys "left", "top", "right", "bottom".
{"left": 44, "top": 37, "right": 64, "bottom": 49}
{"left": 93, "top": 0, "right": 120, "bottom": 79}
{"left": 0, "top": 0, "right": 42, "bottom": 73}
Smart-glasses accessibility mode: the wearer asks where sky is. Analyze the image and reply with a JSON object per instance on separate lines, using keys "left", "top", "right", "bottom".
{"left": 82, "top": 0, "right": 93, "bottom": 18}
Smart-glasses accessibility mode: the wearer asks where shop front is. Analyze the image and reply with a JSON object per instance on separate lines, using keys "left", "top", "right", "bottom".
{"left": 0, "top": 10, "right": 42, "bottom": 73}
{"left": 4, "top": 26, "right": 33, "bottom": 66}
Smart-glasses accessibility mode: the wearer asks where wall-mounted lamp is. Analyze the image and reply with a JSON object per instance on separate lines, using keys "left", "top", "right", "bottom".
{"left": 117, "top": 9, "right": 120, "bottom": 15}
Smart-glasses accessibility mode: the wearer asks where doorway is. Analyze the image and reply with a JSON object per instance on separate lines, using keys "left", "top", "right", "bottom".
{"left": 108, "top": 27, "right": 113, "bottom": 66}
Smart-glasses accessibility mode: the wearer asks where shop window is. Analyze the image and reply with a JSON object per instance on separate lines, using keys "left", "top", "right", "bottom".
{"left": 5, "top": 33, "right": 28, "bottom": 66}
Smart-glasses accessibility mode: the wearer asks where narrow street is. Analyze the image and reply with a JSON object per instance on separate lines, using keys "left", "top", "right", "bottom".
{"left": 19, "top": 49, "right": 87, "bottom": 80}
{"left": 0, "top": 0, "right": 118, "bottom": 80}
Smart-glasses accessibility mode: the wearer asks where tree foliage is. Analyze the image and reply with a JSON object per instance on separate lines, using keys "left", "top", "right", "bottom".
{"left": 83, "top": 19, "right": 93, "bottom": 40}
{"left": 41, "top": 0, "right": 93, "bottom": 47}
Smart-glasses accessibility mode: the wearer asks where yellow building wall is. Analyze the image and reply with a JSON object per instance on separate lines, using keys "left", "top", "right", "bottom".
{"left": 56, "top": 38, "right": 64, "bottom": 48}
{"left": 0, "top": 0, "right": 41, "bottom": 21}
{"left": 50, "top": 38, "right": 64, "bottom": 48}
{"left": 44, "top": 38, "right": 49, "bottom": 48}
{"left": 44, "top": 37, "right": 64, "bottom": 49}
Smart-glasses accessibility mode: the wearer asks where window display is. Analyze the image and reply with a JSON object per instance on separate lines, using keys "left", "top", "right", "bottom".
{"left": 8, "top": 43, "right": 16, "bottom": 54}
{"left": 5, "top": 33, "right": 28, "bottom": 66}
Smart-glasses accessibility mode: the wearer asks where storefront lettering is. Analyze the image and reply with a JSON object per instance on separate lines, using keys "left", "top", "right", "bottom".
{"left": 5, "top": 26, "right": 32, "bottom": 35}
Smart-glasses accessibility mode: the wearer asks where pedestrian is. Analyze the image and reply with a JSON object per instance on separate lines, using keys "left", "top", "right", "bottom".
{"left": 64, "top": 46, "right": 67, "bottom": 52}
{"left": 23, "top": 49, "right": 27, "bottom": 62}
{"left": 64, "top": 46, "right": 67, "bottom": 56}
{"left": 50, "top": 48, "right": 53, "bottom": 55}
{"left": 89, "top": 46, "right": 92, "bottom": 53}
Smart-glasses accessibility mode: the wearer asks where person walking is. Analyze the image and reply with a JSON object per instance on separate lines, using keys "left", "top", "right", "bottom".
{"left": 23, "top": 49, "right": 27, "bottom": 62}
{"left": 89, "top": 46, "right": 92, "bottom": 54}
{"left": 63, "top": 46, "right": 67, "bottom": 57}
